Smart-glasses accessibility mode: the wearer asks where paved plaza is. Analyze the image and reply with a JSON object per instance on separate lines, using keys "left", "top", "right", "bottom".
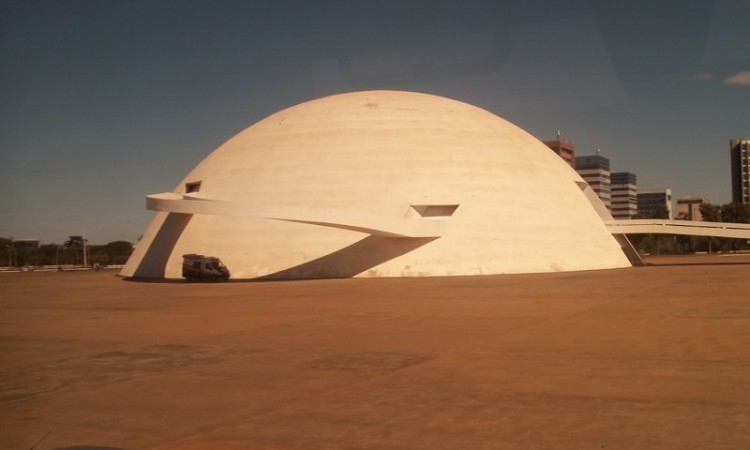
{"left": 1, "top": 254, "right": 749, "bottom": 449}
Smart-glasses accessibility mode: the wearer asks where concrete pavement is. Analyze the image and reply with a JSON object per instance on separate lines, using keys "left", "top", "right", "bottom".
{"left": 1, "top": 254, "right": 749, "bottom": 449}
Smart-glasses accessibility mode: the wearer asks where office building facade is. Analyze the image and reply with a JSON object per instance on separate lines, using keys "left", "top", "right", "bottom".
{"left": 638, "top": 188, "right": 672, "bottom": 219}
{"left": 610, "top": 172, "right": 638, "bottom": 219}
{"left": 543, "top": 134, "right": 576, "bottom": 168}
{"left": 731, "top": 139, "right": 749, "bottom": 205}
{"left": 575, "top": 154, "right": 611, "bottom": 210}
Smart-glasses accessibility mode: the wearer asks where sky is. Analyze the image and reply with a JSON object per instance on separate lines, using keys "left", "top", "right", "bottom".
{"left": 1, "top": 0, "right": 749, "bottom": 245}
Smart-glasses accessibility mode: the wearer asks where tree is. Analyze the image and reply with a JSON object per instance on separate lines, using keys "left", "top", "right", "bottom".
{"left": 64, "top": 236, "right": 86, "bottom": 265}
{"left": 721, "top": 202, "right": 750, "bottom": 224}
{"left": 719, "top": 203, "right": 750, "bottom": 252}
{"left": 0, "top": 237, "right": 14, "bottom": 267}
{"left": 631, "top": 207, "right": 673, "bottom": 255}
{"left": 695, "top": 202, "right": 750, "bottom": 253}
{"left": 88, "top": 248, "right": 109, "bottom": 266}
{"left": 699, "top": 203, "right": 722, "bottom": 222}
{"left": 104, "top": 240, "right": 134, "bottom": 265}
{"left": 35, "top": 244, "right": 59, "bottom": 266}
{"left": 699, "top": 202, "right": 723, "bottom": 252}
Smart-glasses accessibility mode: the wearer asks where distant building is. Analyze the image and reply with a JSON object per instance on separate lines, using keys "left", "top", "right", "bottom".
{"left": 638, "top": 188, "right": 672, "bottom": 219}
{"left": 543, "top": 132, "right": 575, "bottom": 168}
{"left": 610, "top": 172, "right": 637, "bottom": 219}
{"left": 730, "top": 139, "right": 749, "bottom": 205}
{"left": 676, "top": 196, "right": 709, "bottom": 221}
{"left": 12, "top": 238, "right": 40, "bottom": 250}
{"left": 575, "top": 154, "right": 611, "bottom": 210}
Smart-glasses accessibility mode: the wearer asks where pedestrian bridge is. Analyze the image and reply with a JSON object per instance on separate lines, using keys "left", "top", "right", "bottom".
{"left": 605, "top": 219, "right": 750, "bottom": 239}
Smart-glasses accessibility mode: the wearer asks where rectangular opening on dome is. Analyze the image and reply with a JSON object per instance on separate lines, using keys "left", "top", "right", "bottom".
{"left": 410, "top": 204, "right": 459, "bottom": 218}
{"left": 185, "top": 181, "right": 202, "bottom": 193}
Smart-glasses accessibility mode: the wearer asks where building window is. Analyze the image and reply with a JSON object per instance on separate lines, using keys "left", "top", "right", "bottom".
{"left": 185, "top": 181, "right": 202, "bottom": 193}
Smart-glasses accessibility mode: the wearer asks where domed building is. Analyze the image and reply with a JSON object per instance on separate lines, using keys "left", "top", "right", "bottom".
{"left": 121, "top": 90, "right": 633, "bottom": 280}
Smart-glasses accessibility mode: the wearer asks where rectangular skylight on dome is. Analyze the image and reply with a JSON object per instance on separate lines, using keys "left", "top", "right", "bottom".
{"left": 410, "top": 204, "right": 459, "bottom": 218}
{"left": 185, "top": 181, "right": 202, "bottom": 193}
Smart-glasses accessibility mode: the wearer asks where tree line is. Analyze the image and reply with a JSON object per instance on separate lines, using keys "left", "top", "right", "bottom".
{"left": 629, "top": 202, "right": 750, "bottom": 255}
{"left": 0, "top": 236, "right": 134, "bottom": 268}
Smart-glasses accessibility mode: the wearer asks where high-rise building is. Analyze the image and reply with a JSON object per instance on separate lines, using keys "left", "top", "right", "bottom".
{"left": 730, "top": 139, "right": 749, "bottom": 205}
{"left": 575, "top": 154, "right": 611, "bottom": 210}
{"left": 638, "top": 188, "right": 672, "bottom": 219}
{"left": 543, "top": 132, "right": 575, "bottom": 168}
{"left": 610, "top": 172, "right": 637, "bottom": 219}
{"left": 676, "top": 196, "right": 709, "bottom": 221}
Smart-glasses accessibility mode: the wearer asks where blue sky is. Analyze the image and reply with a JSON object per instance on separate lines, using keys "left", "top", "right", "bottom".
{"left": 1, "top": 0, "right": 749, "bottom": 244}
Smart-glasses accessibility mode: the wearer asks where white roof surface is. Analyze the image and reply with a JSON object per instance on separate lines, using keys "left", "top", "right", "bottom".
{"left": 122, "top": 91, "right": 630, "bottom": 279}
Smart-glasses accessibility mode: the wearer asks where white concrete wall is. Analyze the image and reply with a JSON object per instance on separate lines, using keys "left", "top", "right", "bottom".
{"left": 122, "top": 91, "right": 631, "bottom": 279}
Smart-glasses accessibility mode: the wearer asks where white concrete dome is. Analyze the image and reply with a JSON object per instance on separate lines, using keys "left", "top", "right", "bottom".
{"left": 121, "top": 90, "right": 631, "bottom": 279}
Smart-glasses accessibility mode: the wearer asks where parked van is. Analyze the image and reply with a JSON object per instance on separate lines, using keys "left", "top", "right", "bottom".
{"left": 182, "top": 254, "right": 230, "bottom": 281}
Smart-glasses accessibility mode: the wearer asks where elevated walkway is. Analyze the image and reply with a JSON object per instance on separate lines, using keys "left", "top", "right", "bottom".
{"left": 605, "top": 219, "right": 750, "bottom": 240}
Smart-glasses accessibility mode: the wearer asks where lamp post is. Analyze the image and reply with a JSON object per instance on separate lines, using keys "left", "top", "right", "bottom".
{"left": 83, "top": 235, "right": 88, "bottom": 267}
{"left": 8, "top": 246, "right": 16, "bottom": 269}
